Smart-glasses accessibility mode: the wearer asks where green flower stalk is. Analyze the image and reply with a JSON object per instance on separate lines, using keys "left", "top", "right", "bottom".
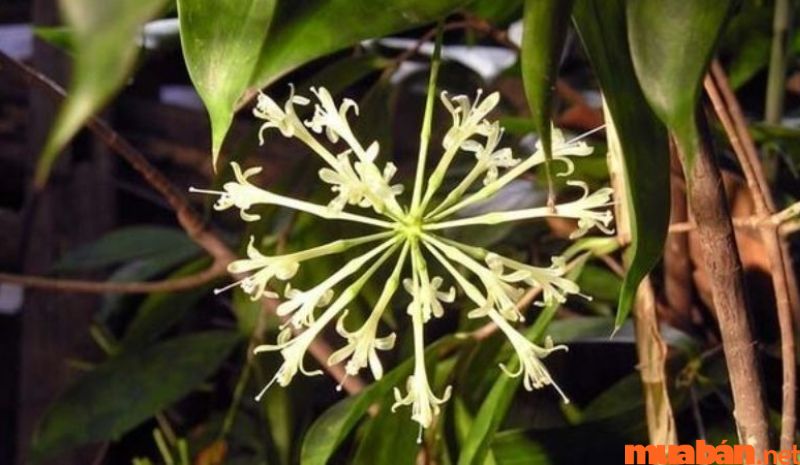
{"left": 192, "top": 83, "right": 613, "bottom": 435}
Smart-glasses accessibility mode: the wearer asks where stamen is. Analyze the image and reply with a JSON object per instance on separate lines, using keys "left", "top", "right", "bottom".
{"left": 254, "top": 370, "right": 281, "bottom": 402}
{"left": 213, "top": 279, "right": 244, "bottom": 295}
{"left": 566, "top": 124, "right": 607, "bottom": 144}
{"left": 335, "top": 374, "right": 349, "bottom": 392}
{"left": 416, "top": 424, "right": 424, "bottom": 444}
{"left": 188, "top": 186, "right": 226, "bottom": 196}
{"left": 552, "top": 381, "right": 570, "bottom": 405}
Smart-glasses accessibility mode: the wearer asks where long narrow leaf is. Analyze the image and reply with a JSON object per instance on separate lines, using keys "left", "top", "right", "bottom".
{"left": 35, "top": 0, "right": 167, "bottom": 187}
{"left": 573, "top": 0, "right": 671, "bottom": 330}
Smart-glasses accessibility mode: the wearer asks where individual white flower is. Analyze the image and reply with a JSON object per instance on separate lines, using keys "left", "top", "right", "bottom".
{"left": 403, "top": 275, "right": 455, "bottom": 322}
{"left": 558, "top": 181, "right": 615, "bottom": 238}
{"left": 354, "top": 155, "right": 404, "bottom": 206}
{"left": 254, "top": 85, "right": 310, "bottom": 141}
{"left": 305, "top": 86, "right": 360, "bottom": 146}
{"left": 486, "top": 253, "right": 582, "bottom": 306}
{"left": 392, "top": 373, "right": 453, "bottom": 435}
{"left": 277, "top": 283, "right": 334, "bottom": 328}
{"left": 220, "top": 236, "right": 301, "bottom": 300}
{"left": 461, "top": 122, "right": 519, "bottom": 185}
{"left": 440, "top": 89, "right": 499, "bottom": 150}
{"left": 318, "top": 150, "right": 372, "bottom": 212}
{"left": 491, "top": 312, "right": 569, "bottom": 402}
{"left": 253, "top": 324, "right": 324, "bottom": 400}
{"left": 467, "top": 278, "right": 526, "bottom": 322}
{"left": 392, "top": 305, "right": 453, "bottom": 438}
{"left": 537, "top": 127, "right": 594, "bottom": 177}
{"left": 328, "top": 309, "right": 396, "bottom": 380}
{"left": 189, "top": 162, "right": 270, "bottom": 222}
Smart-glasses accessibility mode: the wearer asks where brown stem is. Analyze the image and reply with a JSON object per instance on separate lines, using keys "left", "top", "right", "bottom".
{"left": 0, "top": 51, "right": 365, "bottom": 395}
{"left": 706, "top": 61, "right": 796, "bottom": 450}
{"left": 663, "top": 140, "right": 694, "bottom": 331}
{"left": 676, "top": 109, "right": 771, "bottom": 452}
{"left": 0, "top": 261, "right": 225, "bottom": 293}
{"left": 634, "top": 277, "right": 678, "bottom": 445}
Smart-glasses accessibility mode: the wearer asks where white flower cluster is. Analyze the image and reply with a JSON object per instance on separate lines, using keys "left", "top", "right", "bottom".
{"left": 192, "top": 85, "right": 613, "bottom": 437}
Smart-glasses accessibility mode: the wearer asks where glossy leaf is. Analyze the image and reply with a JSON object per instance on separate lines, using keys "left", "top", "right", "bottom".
{"left": 35, "top": 0, "right": 167, "bottom": 187}
{"left": 54, "top": 226, "right": 200, "bottom": 272}
{"left": 177, "top": 0, "right": 277, "bottom": 166}
{"left": 250, "top": 0, "right": 470, "bottom": 89}
{"left": 521, "top": 0, "right": 575, "bottom": 163}
{"left": 627, "top": 0, "right": 733, "bottom": 168}
{"left": 573, "top": 0, "right": 671, "bottom": 330}
{"left": 30, "top": 331, "right": 240, "bottom": 462}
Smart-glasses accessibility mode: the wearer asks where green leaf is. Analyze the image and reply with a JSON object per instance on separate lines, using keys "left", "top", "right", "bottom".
{"left": 575, "top": 264, "right": 621, "bottom": 303}
{"left": 97, "top": 252, "right": 206, "bottom": 324}
{"left": 573, "top": 0, "right": 671, "bottom": 330}
{"left": 491, "top": 432, "right": 552, "bottom": 465}
{"left": 177, "top": 0, "right": 277, "bottom": 166}
{"left": 54, "top": 226, "right": 200, "bottom": 272}
{"left": 457, "top": 373, "right": 516, "bottom": 465}
{"left": 300, "top": 336, "right": 459, "bottom": 465}
{"left": 351, "top": 389, "right": 420, "bottom": 465}
{"left": 468, "top": 0, "right": 522, "bottom": 25}
{"left": 457, "top": 257, "right": 588, "bottom": 465}
{"left": 521, "top": 0, "right": 575, "bottom": 162}
{"left": 300, "top": 366, "right": 407, "bottom": 465}
{"left": 30, "top": 331, "right": 240, "bottom": 462}
{"left": 250, "top": 0, "right": 470, "bottom": 89}
{"left": 626, "top": 0, "right": 733, "bottom": 169}
{"left": 231, "top": 287, "right": 262, "bottom": 336}
{"left": 296, "top": 53, "right": 390, "bottom": 97}
{"left": 35, "top": 0, "right": 167, "bottom": 187}
{"left": 33, "top": 26, "right": 74, "bottom": 52}
{"left": 120, "top": 258, "right": 216, "bottom": 349}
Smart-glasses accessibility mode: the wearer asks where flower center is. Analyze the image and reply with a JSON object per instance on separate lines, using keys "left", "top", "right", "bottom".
{"left": 397, "top": 215, "right": 424, "bottom": 241}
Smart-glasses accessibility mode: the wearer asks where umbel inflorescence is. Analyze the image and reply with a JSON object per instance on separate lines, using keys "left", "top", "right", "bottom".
{"left": 191, "top": 85, "right": 613, "bottom": 436}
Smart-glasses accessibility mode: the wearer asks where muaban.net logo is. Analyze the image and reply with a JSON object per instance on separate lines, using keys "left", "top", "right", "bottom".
{"left": 624, "top": 441, "right": 800, "bottom": 464}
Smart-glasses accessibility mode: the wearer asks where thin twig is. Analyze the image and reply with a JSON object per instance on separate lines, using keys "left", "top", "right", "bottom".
{"left": 706, "top": 60, "right": 797, "bottom": 450}
{"left": 666, "top": 199, "right": 800, "bottom": 233}
{"left": 0, "top": 261, "right": 225, "bottom": 293}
